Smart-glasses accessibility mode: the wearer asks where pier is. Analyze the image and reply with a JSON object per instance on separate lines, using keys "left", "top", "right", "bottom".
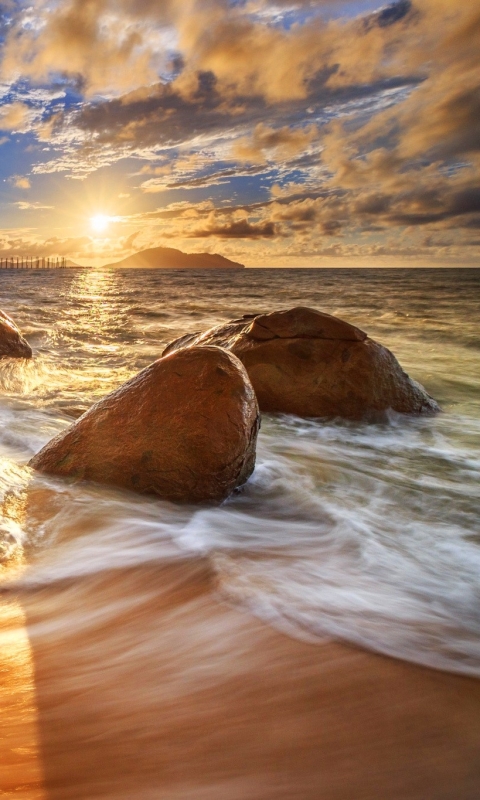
{"left": 0, "top": 256, "right": 68, "bottom": 269}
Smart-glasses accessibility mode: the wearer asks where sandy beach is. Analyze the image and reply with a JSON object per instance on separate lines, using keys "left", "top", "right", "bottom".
{"left": 1, "top": 554, "right": 479, "bottom": 800}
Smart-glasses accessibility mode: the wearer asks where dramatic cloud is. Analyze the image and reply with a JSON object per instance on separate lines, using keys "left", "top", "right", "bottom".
{"left": 233, "top": 123, "right": 318, "bottom": 164}
{"left": 188, "top": 216, "right": 279, "bottom": 239}
{"left": 0, "top": 0, "right": 478, "bottom": 265}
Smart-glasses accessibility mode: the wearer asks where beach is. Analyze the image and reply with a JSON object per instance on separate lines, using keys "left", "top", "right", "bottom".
{"left": 3, "top": 554, "right": 480, "bottom": 799}
{"left": 0, "top": 267, "right": 479, "bottom": 798}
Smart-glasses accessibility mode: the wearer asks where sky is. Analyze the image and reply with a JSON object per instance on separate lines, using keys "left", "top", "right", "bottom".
{"left": 0, "top": 0, "right": 478, "bottom": 267}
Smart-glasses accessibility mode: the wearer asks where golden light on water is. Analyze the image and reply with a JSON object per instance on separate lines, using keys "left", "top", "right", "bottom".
{"left": 0, "top": 600, "right": 46, "bottom": 799}
{"left": 0, "top": 466, "right": 45, "bottom": 799}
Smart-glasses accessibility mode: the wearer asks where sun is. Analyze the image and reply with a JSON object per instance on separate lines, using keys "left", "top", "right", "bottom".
{"left": 90, "top": 214, "right": 111, "bottom": 233}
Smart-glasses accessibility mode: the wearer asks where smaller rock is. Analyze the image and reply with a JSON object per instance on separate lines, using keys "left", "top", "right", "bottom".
{"left": 29, "top": 346, "right": 260, "bottom": 504}
{"left": 0, "top": 310, "right": 32, "bottom": 358}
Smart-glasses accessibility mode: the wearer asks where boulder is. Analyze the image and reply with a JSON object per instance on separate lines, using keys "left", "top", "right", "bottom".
{"left": 29, "top": 346, "right": 259, "bottom": 504}
{"left": 0, "top": 310, "right": 32, "bottom": 358}
{"left": 163, "top": 307, "right": 439, "bottom": 420}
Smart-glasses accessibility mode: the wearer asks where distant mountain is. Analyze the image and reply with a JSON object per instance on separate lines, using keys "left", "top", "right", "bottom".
{"left": 103, "top": 246, "right": 245, "bottom": 269}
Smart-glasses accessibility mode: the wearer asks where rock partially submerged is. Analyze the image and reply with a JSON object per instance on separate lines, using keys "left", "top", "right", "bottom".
{"left": 29, "top": 346, "right": 259, "bottom": 504}
{"left": 0, "top": 310, "right": 32, "bottom": 359}
{"left": 163, "top": 307, "right": 439, "bottom": 420}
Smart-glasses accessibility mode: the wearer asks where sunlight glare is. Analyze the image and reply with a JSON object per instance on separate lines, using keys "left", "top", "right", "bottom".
{"left": 90, "top": 214, "right": 111, "bottom": 234}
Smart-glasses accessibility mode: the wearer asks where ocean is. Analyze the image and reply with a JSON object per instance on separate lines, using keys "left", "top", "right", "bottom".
{"left": 0, "top": 267, "right": 479, "bottom": 799}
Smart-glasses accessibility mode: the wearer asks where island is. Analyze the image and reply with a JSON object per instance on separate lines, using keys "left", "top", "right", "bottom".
{"left": 102, "top": 246, "right": 245, "bottom": 269}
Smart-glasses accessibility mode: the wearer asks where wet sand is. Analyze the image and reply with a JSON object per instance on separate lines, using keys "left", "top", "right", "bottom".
{"left": 4, "top": 557, "right": 480, "bottom": 800}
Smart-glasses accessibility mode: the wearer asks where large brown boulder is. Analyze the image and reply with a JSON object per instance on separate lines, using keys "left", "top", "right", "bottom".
{"left": 163, "top": 307, "right": 439, "bottom": 420}
{"left": 0, "top": 310, "right": 32, "bottom": 358}
{"left": 29, "top": 346, "right": 259, "bottom": 504}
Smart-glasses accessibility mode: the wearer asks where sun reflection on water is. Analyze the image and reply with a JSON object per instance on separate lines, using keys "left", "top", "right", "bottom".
{"left": 51, "top": 268, "right": 135, "bottom": 405}
{"left": 67, "top": 269, "right": 124, "bottom": 344}
{"left": 0, "top": 462, "right": 45, "bottom": 799}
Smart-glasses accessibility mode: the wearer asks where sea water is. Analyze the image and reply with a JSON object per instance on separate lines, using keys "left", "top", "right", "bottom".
{"left": 1, "top": 267, "right": 479, "bottom": 798}
{"left": 0, "top": 267, "right": 479, "bottom": 676}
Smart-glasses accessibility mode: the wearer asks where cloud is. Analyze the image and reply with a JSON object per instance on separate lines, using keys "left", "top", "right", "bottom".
{"left": 0, "top": 233, "right": 92, "bottom": 258}
{"left": 139, "top": 161, "right": 269, "bottom": 192}
{"left": 0, "top": 102, "right": 33, "bottom": 132}
{"left": 233, "top": 123, "right": 318, "bottom": 164}
{"left": 0, "top": 229, "right": 151, "bottom": 262}
{"left": 135, "top": 199, "right": 215, "bottom": 220}
{"left": 0, "top": 0, "right": 478, "bottom": 265}
{"left": 11, "top": 175, "right": 31, "bottom": 189}
{"left": 370, "top": 0, "right": 413, "bottom": 29}
{"left": 14, "top": 201, "right": 53, "bottom": 209}
{"left": 0, "top": 0, "right": 174, "bottom": 97}
{"left": 188, "top": 216, "right": 279, "bottom": 238}
{"left": 386, "top": 186, "right": 480, "bottom": 226}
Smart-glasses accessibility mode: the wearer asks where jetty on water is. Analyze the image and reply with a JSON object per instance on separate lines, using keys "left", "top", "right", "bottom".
{"left": 0, "top": 256, "right": 68, "bottom": 269}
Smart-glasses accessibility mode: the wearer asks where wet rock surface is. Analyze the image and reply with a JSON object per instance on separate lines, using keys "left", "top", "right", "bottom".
{"left": 245, "top": 307, "right": 367, "bottom": 342}
{"left": 0, "top": 309, "right": 32, "bottom": 359}
{"left": 163, "top": 307, "right": 439, "bottom": 420}
{"left": 29, "top": 346, "right": 260, "bottom": 503}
